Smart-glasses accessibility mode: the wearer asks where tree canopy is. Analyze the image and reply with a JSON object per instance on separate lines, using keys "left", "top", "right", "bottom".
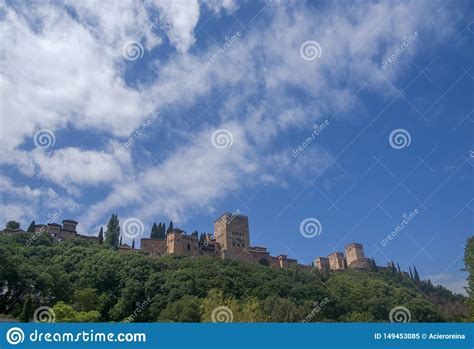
{"left": 0, "top": 232, "right": 468, "bottom": 323}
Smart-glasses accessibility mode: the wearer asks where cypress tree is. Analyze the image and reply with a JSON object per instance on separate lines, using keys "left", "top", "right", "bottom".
{"left": 397, "top": 263, "right": 401, "bottom": 273}
{"left": 167, "top": 221, "right": 173, "bottom": 234}
{"left": 371, "top": 258, "right": 377, "bottom": 271}
{"left": 105, "top": 214, "right": 120, "bottom": 248}
{"left": 26, "top": 220, "right": 36, "bottom": 233}
{"left": 390, "top": 261, "right": 396, "bottom": 273}
{"left": 98, "top": 227, "right": 104, "bottom": 244}
{"left": 162, "top": 223, "right": 166, "bottom": 236}
{"left": 413, "top": 265, "right": 421, "bottom": 282}
{"left": 150, "top": 222, "right": 158, "bottom": 238}
{"left": 132, "top": 239, "right": 135, "bottom": 249}
{"left": 157, "top": 223, "right": 165, "bottom": 239}
{"left": 119, "top": 235, "right": 123, "bottom": 246}
{"left": 409, "top": 266, "right": 413, "bottom": 280}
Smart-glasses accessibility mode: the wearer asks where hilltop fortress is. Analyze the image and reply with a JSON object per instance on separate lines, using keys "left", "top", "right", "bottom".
{"left": 2, "top": 212, "right": 375, "bottom": 271}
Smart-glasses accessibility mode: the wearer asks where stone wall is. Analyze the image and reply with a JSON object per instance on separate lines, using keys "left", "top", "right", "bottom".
{"left": 140, "top": 238, "right": 166, "bottom": 255}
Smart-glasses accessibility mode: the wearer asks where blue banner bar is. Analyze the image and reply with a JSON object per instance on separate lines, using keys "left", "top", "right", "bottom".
{"left": 0, "top": 323, "right": 472, "bottom": 349}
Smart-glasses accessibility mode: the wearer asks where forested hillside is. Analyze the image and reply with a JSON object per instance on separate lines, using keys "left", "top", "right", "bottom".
{"left": 0, "top": 233, "right": 469, "bottom": 322}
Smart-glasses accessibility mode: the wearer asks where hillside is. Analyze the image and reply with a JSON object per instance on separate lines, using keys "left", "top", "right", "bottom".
{"left": 0, "top": 233, "right": 468, "bottom": 322}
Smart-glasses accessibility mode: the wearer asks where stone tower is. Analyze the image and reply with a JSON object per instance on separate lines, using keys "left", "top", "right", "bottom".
{"left": 345, "top": 243, "right": 365, "bottom": 266}
{"left": 328, "top": 252, "right": 345, "bottom": 270}
{"left": 214, "top": 212, "right": 250, "bottom": 256}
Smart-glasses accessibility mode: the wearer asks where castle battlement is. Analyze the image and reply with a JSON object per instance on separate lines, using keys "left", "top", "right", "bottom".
{"left": 1, "top": 213, "right": 377, "bottom": 271}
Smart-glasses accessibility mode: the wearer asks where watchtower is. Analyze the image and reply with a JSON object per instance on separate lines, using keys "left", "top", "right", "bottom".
{"left": 214, "top": 212, "right": 250, "bottom": 253}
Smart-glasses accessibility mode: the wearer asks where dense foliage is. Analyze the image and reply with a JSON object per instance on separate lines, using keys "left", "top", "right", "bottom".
{"left": 0, "top": 233, "right": 468, "bottom": 322}
{"left": 464, "top": 237, "right": 474, "bottom": 321}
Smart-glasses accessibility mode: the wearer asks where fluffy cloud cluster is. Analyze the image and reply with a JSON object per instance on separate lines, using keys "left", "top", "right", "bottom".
{"left": 0, "top": 0, "right": 455, "bottom": 231}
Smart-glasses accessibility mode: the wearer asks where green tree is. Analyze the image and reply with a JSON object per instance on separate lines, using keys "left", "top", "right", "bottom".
{"left": 464, "top": 237, "right": 474, "bottom": 321}
{"left": 26, "top": 221, "right": 36, "bottom": 233}
{"left": 158, "top": 296, "right": 202, "bottom": 322}
{"left": 132, "top": 239, "right": 135, "bottom": 249}
{"left": 413, "top": 266, "right": 421, "bottom": 283}
{"left": 240, "top": 298, "right": 267, "bottom": 322}
{"left": 200, "top": 289, "right": 239, "bottom": 322}
{"left": 53, "top": 302, "right": 100, "bottom": 322}
{"left": 105, "top": 214, "right": 120, "bottom": 248}
{"left": 158, "top": 223, "right": 166, "bottom": 239}
{"left": 19, "top": 294, "right": 33, "bottom": 322}
{"left": 52, "top": 302, "right": 77, "bottom": 322}
{"left": 73, "top": 288, "right": 100, "bottom": 312}
{"left": 5, "top": 221, "right": 20, "bottom": 229}
{"left": 150, "top": 223, "right": 159, "bottom": 238}
{"left": 167, "top": 221, "right": 173, "bottom": 234}
{"left": 98, "top": 227, "right": 104, "bottom": 244}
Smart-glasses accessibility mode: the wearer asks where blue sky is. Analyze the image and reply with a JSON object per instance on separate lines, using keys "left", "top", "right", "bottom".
{"left": 0, "top": 0, "right": 472, "bottom": 294}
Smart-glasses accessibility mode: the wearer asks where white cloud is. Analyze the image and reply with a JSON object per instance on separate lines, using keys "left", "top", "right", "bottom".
{"left": 0, "top": 175, "right": 81, "bottom": 226}
{"left": 0, "top": 0, "right": 457, "bottom": 231}
{"left": 32, "top": 148, "right": 122, "bottom": 191}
